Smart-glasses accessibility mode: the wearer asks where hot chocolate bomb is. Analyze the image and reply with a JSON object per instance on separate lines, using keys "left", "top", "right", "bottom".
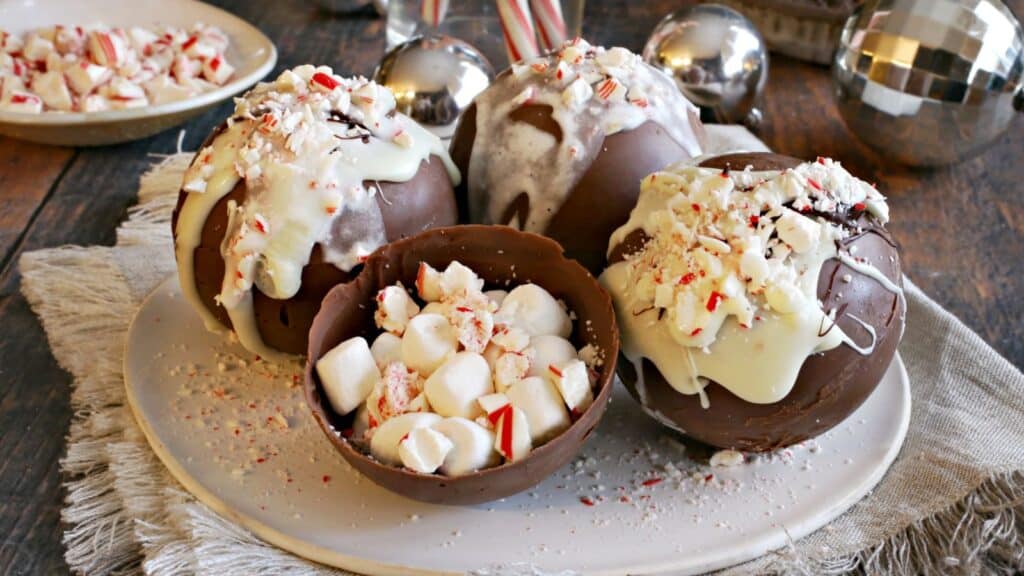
{"left": 450, "top": 39, "right": 705, "bottom": 273}
{"left": 172, "top": 66, "right": 459, "bottom": 358}
{"left": 603, "top": 153, "right": 905, "bottom": 452}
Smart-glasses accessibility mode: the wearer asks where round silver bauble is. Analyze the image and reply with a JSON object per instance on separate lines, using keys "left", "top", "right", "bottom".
{"left": 374, "top": 34, "right": 494, "bottom": 138}
{"left": 643, "top": 4, "right": 768, "bottom": 128}
{"left": 833, "top": 0, "right": 1024, "bottom": 166}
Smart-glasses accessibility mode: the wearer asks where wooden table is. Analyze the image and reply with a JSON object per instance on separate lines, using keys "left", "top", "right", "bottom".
{"left": 1, "top": 1, "right": 1021, "bottom": 572}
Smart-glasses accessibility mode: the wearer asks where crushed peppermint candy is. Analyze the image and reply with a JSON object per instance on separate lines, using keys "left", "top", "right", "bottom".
{"left": 0, "top": 23, "right": 234, "bottom": 113}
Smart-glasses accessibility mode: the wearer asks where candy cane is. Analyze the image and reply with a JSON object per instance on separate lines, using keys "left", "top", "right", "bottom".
{"left": 529, "top": 0, "right": 566, "bottom": 51}
{"left": 420, "top": 0, "right": 449, "bottom": 28}
{"left": 496, "top": 0, "right": 539, "bottom": 63}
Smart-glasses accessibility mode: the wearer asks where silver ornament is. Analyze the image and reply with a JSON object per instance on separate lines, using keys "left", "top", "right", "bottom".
{"left": 833, "top": 0, "right": 1024, "bottom": 167}
{"left": 374, "top": 35, "right": 494, "bottom": 138}
{"left": 643, "top": 4, "right": 768, "bottom": 128}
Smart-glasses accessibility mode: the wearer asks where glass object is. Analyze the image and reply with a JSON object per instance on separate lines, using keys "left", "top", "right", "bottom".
{"left": 387, "top": 0, "right": 585, "bottom": 69}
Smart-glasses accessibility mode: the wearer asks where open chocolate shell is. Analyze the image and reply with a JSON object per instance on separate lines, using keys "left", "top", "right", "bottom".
{"left": 304, "top": 225, "right": 619, "bottom": 504}
{"left": 611, "top": 153, "right": 905, "bottom": 452}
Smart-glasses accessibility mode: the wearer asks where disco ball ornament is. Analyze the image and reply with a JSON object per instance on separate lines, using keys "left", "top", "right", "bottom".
{"left": 833, "top": 0, "right": 1024, "bottom": 166}
{"left": 643, "top": 4, "right": 768, "bottom": 128}
{"left": 374, "top": 34, "right": 495, "bottom": 138}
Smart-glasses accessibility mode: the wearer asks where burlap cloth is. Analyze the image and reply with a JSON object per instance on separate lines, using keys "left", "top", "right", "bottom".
{"left": 20, "top": 127, "right": 1024, "bottom": 575}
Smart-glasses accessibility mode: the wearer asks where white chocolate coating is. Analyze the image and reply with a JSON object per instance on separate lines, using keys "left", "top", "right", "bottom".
{"left": 601, "top": 159, "right": 901, "bottom": 405}
{"left": 174, "top": 65, "right": 458, "bottom": 359}
{"left": 466, "top": 39, "right": 703, "bottom": 233}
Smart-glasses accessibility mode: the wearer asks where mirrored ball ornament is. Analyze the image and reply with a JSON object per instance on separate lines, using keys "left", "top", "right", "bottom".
{"left": 374, "top": 34, "right": 495, "bottom": 138}
{"left": 833, "top": 0, "right": 1024, "bottom": 167}
{"left": 643, "top": 4, "right": 768, "bottom": 128}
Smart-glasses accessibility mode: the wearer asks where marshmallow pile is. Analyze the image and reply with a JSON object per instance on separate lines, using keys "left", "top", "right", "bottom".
{"left": 316, "top": 260, "right": 603, "bottom": 476}
{"left": 0, "top": 23, "right": 234, "bottom": 114}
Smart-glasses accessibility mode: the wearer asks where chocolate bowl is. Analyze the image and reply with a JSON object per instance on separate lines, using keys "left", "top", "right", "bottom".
{"left": 304, "top": 225, "right": 619, "bottom": 504}
{"left": 611, "top": 152, "right": 906, "bottom": 452}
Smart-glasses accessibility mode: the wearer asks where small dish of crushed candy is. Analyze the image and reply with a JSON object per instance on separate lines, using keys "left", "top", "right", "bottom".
{"left": 0, "top": 0, "right": 276, "bottom": 146}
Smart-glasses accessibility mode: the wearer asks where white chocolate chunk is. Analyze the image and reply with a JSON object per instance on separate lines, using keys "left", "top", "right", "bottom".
{"left": 494, "top": 405, "right": 531, "bottom": 462}
{"left": 548, "top": 359, "right": 594, "bottom": 415}
{"left": 401, "top": 313, "right": 458, "bottom": 375}
{"left": 775, "top": 209, "right": 820, "bottom": 254}
{"left": 370, "top": 412, "right": 442, "bottom": 466}
{"left": 423, "top": 352, "right": 492, "bottom": 419}
{"left": 415, "top": 262, "right": 444, "bottom": 302}
{"left": 497, "top": 284, "right": 572, "bottom": 338}
{"left": 506, "top": 377, "right": 571, "bottom": 443}
{"left": 374, "top": 283, "right": 420, "bottom": 335}
{"left": 315, "top": 337, "right": 379, "bottom": 415}
{"left": 370, "top": 332, "right": 403, "bottom": 370}
{"left": 432, "top": 417, "right": 500, "bottom": 476}
{"left": 525, "top": 334, "right": 577, "bottom": 378}
{"left": 399, "top": 427, "right": 454, "bottom": 474}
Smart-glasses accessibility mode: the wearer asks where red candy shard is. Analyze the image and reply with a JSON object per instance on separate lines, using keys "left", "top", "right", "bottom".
{"left": 311, "top": 71, "right": 340, "bottom": 90}
{"left": 641, "top": 477, "right": 662, "bottom": 487}
{"left": 679, "top": 272, "right": 696, "bottom": 285}
{"left": 706, "top": 291, "right": 725, "bottom": 312}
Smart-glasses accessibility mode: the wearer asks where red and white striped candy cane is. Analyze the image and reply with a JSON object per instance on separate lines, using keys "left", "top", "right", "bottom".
{"left": 420, "top": 0, "right": 449, "bottom": 28}
{"left": 529, "top": 0, "right": 566, "bottom": 51}
{"left": 496, "top": 0, "right": 539, "bottom": 63}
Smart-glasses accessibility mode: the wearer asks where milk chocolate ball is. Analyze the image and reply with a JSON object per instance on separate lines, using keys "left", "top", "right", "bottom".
{"left": 608, "top": 153, "right": 905, "bottom": 452}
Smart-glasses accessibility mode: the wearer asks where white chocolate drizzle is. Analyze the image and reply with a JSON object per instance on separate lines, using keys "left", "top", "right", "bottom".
{"left": 601, "top": 158, "right": 902, "bottom": 405}
{"left": 175, "top": 65, "right": 458, "bottom": 359}
{"left": 466, "top": 38, "right": 704, "bottom": 233}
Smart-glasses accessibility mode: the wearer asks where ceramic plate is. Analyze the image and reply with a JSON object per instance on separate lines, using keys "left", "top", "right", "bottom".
{"left": 0, "top": 0, "right": 276, "bottom": 146}
{"left": 125, "top": 276, "right": 911, "bottom": 575}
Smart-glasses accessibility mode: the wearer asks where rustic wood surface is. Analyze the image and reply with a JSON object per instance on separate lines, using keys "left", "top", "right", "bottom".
{"left": 0, "top": 0, "right": 1021, "bottom": 573}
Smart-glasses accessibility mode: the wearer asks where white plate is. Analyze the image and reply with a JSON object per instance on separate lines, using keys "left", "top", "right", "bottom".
{"left": 0, "top": 0, "right": 276, "bottom": 146}
{"left": 125, "top": 276, "right": 911, "bottom": 576}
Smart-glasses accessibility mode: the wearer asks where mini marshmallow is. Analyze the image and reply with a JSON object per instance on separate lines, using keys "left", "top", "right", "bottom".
{"left": 424, "top": 352, "right": 492, "bottom": 419}
{"left": 439, "top": 261, "right": 484, "bottom": 297}
{"left": 351, "top": 403, "right": 372, "bottom": 440}
{"left": 401, "top": 313, "right": 458, "bottom": 375}
{"left": 485, "top": 289, "right": 508, "bottom": 306}
{"left": 374, "top": 282, "right": 420, "bottom": 335}
{"left": 366, "top": 361, "right": 426, "bottom": 424}
{"left": 493, "top": 351, "right": 531, "bottom": 393}
{"left": 526, "top": 334, "right": 577, "bottom": 378}
{"left": 30, "top": 71, "right": 72, "bottom": 111}
{"left": 66, "top": 60, "right": 112, "bottom": 95}
{"left": 506, "top": 377, "right": 571, "bottom": 443}
{"left": 497, "top": 284, "right": 572, "bottom": 338}
{"left": 369, "top": 332, "right": 403, "bottom": 369}
{"left": 399, "top": 427, "right": 453, "bottom": 474}
{"left": 369, "top": 412, "right": 442, "bottom": 466}
{"left": 493, "top": 404, "right": 532, "bottom": 462}
{"left": 315, "top": 336, "right": 380, "bottom": 415}
{"left": 432, "top": 417, "right": 500, "bottom": 476}
{"left": 548, "top": 359, "right": 594, "bottom": 415}
{"left": 415, "top": 262, "right": 444, "bottom": 302}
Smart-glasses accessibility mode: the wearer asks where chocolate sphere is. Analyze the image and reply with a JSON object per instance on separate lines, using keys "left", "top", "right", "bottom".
{"left": 608, "top": 153, "right": 905, "bottom": 452}
{"left": 450, "top": 39, "right": 704, "bottom": 273}
{"left": 172, "top": 66, "right": 459, "bottom": 357}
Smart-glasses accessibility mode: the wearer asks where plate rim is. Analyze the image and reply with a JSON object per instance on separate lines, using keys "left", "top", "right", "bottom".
{"left": 0, "top": 0, "right": 277, "bottom": 127}
{"left": 124, "top": 275, "right": 912, "bottom": 576}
